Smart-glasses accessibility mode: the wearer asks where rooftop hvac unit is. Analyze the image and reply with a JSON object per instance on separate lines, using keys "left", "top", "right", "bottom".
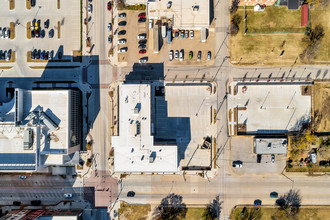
{"left": 23, "top": 128, "right": 33, "bottom": 150}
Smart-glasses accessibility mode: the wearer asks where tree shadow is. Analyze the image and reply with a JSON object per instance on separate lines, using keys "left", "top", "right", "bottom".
{"left": 154, "top": 193, "right": 187, "bottom": 220}
{"left": 203, "top": 195, "right": 222, "bottom": 220}
{"left": 275, "top": 189, "right": 302, "bottom": 217}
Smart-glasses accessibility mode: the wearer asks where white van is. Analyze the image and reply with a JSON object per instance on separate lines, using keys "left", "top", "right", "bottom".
{"left": 149, "top": 20, "right": 153, "bottom": 29}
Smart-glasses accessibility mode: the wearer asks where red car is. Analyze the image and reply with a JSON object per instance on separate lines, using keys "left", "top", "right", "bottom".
{"left": 138, "top": 12, "right": 146, "bottom": 18}
{"left": 107, "top": 1, "right": 111, "bottom": 11}
{"left": 139, "top": 49, "right": 146, "bottom": 54}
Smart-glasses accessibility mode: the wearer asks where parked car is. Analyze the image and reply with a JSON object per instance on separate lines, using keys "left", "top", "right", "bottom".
{"left": 0, "top": 50, "right": 3, "bottom": 60}
{"left": 108, "top": 35, "right": 112, "bottom": 43}
{"left": 0, "top": 28, "right": 3, "bottom": 38}
{"left": 31, "top": 50, "right": 36, "bottom": 60}
{"left": 31, "top": 29, "right": 35, "bottom": 38}
{"left": 88, "top": 4, "right": 92, "bottom": 14}
{"left": 180, "top": 31, "right": 184, "bottom": 39}
{"left": 271, "top": 154, "right": 275, "bottom": 163}
{"left": 119, "top": 47, "right": 127, "bottom": 53}
{"left": 257, "top": 154, "right": 262, "bottom": 163}
{"left": 31, "top": 200, "right": 41, "bottom": 206}
{"left": 138, "top": 18, "right": 146, "bottom": 23}
{"left": 118, "top": 21, "right": 127, "bottom": 26}
{"left": 118, "top": 30, "right": 126, "bottom": 35}
{"left": 13, "top": 201, "right": 21, "bottom": 206}
{"left": 118, "top": 39, "right": 126, "bottom": 44}
{"left": 190, "top": 30, "right": 194, "bottom": 39}
{"left": 48, "top": 51, "right": 53, "bottom": 60}
{"left": 44, "top": 52, "right": 48, "bottom": 60}
{"left": 169, "top": 50, "right": 173, "bottom": 61}
{"left": 119, "top": 13, "right": 126, "bottom": 18}
{"left": 270, "top": 192, "right": 278, "bottom": 198}
{"left": 5, "top": 51, "right": 10, "bottom": 61}
{"left": 40, "top": 29, "right": 45, "bottom": 38}
{"left": 319, "top": 160, "right": 330, "bottom": 167}
{"left": 207, "top": 51, "right": 211, "bottom": 60}
{"left": 31, "top": 0, "right": 36, "bottom": 7}
{"left": 139, "top": 49, "right": 146, "bottom": 54}
{"left": 189, "top": 51, "right": 193, "bottom": 59}
{"left": 174, "top": 31, "right": 179, "bottom": 38}
{"left": 138, "top": 12, "right": 146, "bottom": 18}
{"left": 19, "top": 175, "right": 27, "bottom": 179}
{"left": 107, "top": 1, "right": 111, "bottom": 11}
{"left": 197, "top": 51, "right": 201, "bottom": 61}
{"left": 148, "top": 20, "right": 153, "bottom": 29}
{"left": 35, "top": 50, "right": 40, "bottom": 59}
{"left": 138, "top": 44, "right": 146, "bottom": 49}
{"left": 179, "top": 49, "right": 184, "bottom": 61}
{"left": 44, "top": 19, "right": 49, "bottom": 29}
{"left": 254, "top": 199, "right": 262, "bottom": 206}
{"left": 185, "top": 30, "right": 189, "bottom": 38}
{"left": 107, "top": 23, "right": 112, "bottom": 31}
{"left": 49, "top": 29, "right": 54, "bottom": 38}
{"left": 127, "top": 191, "right": 135, "bottom": 197}
{"left": 137, "top": 34, "right": 146, "bottom": 39}
{"left": 40, "top": 51, "right": 44, "bottom": 60}
{"left": 232, "top": 160, "right": 243, "bottom": 168}
{"left": 35, "top": 29, "right": 40, "bottom": 38}
{"left": 64, "top": 193, "right": 73, "bottom": 198}
{"left": 138, "top": 39, "right": 147, "bottom": 44}
{"left": 139, "top": 57, "right": 148, "bottom": 63}
{"left": 175, "top": 50, "right": 179, "bottom": 60}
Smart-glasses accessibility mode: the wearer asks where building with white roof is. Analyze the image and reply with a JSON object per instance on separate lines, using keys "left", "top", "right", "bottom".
{"left": 147, "top": 0, "right": 210, "bottom": 29}
{"left": 112, "top": 84, "right": 178, "bottom": 173}
{"left": 0, "top": 89, "right": 81, "bottom": 172}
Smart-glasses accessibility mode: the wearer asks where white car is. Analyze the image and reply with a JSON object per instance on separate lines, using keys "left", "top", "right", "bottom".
{"left": 137, "top": 34, "right": 146, "bottom": 39}
{"left": 179, "top": 50, "right": 184, "bottom": 61}
{"left": 190, "top": 30, "right": 194, "bottom": 39}
{"left": 88, "top": 4, "right": 92, "bottom": 14}
{"left": 107, "top": 23, "right": 112, "bottom": 31}
{"left": 64, "top": 193, "right": 73, "bottom": 198}
{"left": 5, "top": 51, "right": 10, "bottom": 61}
{"left": 119, "top": 47, "right": 127, "bottom": 53}
{"left": 118, "top": 39, "right": 126, "bottom": 44}
{"left": 169, "top": 50, "right": 173, "bottom": 61}
{"left": 232, "top": 160, "right": 243, "bottom": 168}
{"left": 139, "top": 58, "right": 147, "bottom": 63}
{"left": 174, "top": 50, "right": 179, "bottom": 60}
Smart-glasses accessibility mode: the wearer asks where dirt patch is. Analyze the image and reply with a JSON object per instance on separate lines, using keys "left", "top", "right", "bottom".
{"left": 314, "top": 82, "right": 330, "bottom": 133}
{"left": 26, "top": 22, "right": 31, "bottom": 39}
{"left": 57, "top": 0, "right": 60, "bottom": 9}
{"left": 57, "top": 21, "right": 61, "bottom": 39}
{"left": 301, "top": 85, "right": 312, "bottom": 96}
{"left": 26, "top": 0, "right": 31, "bottom": 9}
{"left": 9, "top": 0, "right": 14, "bottom": 10}
{"left": 118, "top": 202, "right": 151, "bottom": 220}
{"left": 9, "top": 22, "right": 15, "bottom": 40}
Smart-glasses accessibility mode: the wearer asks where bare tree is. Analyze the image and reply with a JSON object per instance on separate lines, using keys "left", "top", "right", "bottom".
{"left": 153, "top": 193, "right": 187, "bottom": 220}
{"left": 275, "top": 189, "right": 302, "bottom": 219}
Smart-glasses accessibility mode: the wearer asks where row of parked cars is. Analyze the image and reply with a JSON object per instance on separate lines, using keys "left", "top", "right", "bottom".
{"left": 169, "top": 50, "right": 211, "bottom": 61}
{"left": 30, "top": 19, "right": 54, "bottom": 38}
{"left": 0, "top": 50, "right": 11, "bottom": 61}
{"left": 31, "top": 49, "right": 54, "bottom": 60}
{"left": 0, "top": 27, "right": 10, "bottom": 39}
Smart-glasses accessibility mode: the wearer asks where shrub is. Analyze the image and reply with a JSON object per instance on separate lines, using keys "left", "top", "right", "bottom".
{"left": 230, "top": 14, "right": 242, "bottom": 36}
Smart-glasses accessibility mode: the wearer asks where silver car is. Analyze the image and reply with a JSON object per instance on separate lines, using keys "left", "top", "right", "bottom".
{"left": 179, "top": 49, "right": 184, "bottom": 61}
{"left": 169, "top": 50, "right": 173, "bottom": 61}
{"left": 118, "top": 39, "right": 126, "bottom": 44}
{"left": 175, "top": 50, "right": 179, "bottom": 60}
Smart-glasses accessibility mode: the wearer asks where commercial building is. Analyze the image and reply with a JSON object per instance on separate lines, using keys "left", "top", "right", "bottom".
{"left": 112, "top": 84, "right": 178, "bottom": 173}
{"left": 0, "top": 209, "right": 83, "bottom": 220}
{"left": 0, "top": 89, "right": 81, "bottom": 172}
{"left": 254, "top": 138, "right": 288, "bottom": 155}
{"left": 147, "top": 0, "right": 210, "bottom": 29}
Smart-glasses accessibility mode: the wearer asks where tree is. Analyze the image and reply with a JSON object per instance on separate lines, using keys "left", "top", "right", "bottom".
{"left": 275, "top": 189, "right": 301, "bottom": 219}
{"left": 202, "top": 195, "right": 222, "bottom": 220}
{"left": 153, "top": 193, "right": 187, "bottom": 220}
{"left": 230, "top": 14, "right": 242, "bottom": 36}
{"left": 230, "top": 0, "right": 240, "bottom": 14}
{"left": 300, "top": 25, "right": 325, "bottom": 62}
{"left": 239, "top": 208, "right": 263, "bottom": 220}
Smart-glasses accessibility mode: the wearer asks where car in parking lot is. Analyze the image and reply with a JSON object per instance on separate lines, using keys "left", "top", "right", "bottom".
{"left": 35, "top": 50, "right": 40, "bottom": 59}
{"left": 180, "top": 31, "right": 184, "bottom": 39}
{"left": 175, "top": 50, "right": 179, "bottom": 60}
{"left": 44, "top": 19, "right": 49, "bottom": 29}
{"left": 88, "top": 4, "right": 92, "bottom": 14}
{"left": 138, "top": 12, "right": 146, "bottom": 18}
{"left": 108, "top": 35, "right": 112, "bottom": 43}
{"left": 31, "top": 30, "right": 35, "bottom": 38}
{"left": 107, "top": 1, "right": 111, "bottom": 11}
{"left": 49, "top": 51, "right": 53, "bottom": 60}
{"left": 190, "top": 30, "right": 194, "bottom": 39}
{"left": 35, "top": 29, "right": 39, "bottom": 38}
{"left": 119, "top": 13, "right": 126, "bottom": 18}
{"left": 64, "top": 193, "right": 73, "bottom": 198}
{"left": 31, "top": 51, "right": 35, "bottom": 60}
{"left": 118, "top": 39, "right": 126, "bottom": 44}
{"left": 49, "top": 29, "right": 54, "bottom": 38}
{"left": 0, "top": 28, "right": 2, "bottom": 38}
{"left": 271, "top": 154, "right": 275, "bottom": 163}
{"left": 118, "top": 30, "right": 126, "bottom": 35}
{"left": 137, "top": 34, "right": 146, "bottom": 39}
{"left": 139, "top": 49, "right": 146, "bottom": 54}
{"left": 40, "top": 51, "right": 44, "bottom": 60}
{"left": 254, "top": 199, "right": 262, "bottom": 207}
{"left": 40, "top": 30, "right": 45, "bottom": 38}
{"left": 138, "top": 39, "right": 147, "bottom": 45}
{"left": 5, "top": 51, "right": 10, "bottom": 61}
{"left": 138, "top": 44, "right": 146, "bottom": 49}
{"left": 31, "top": 200, "right": 41, "bottom": 206}
{"left": 197, "top": 51, "right": 201, "bottom": 61}
{"left": 31, "top": 0, "right": 36, "bottom": 7}
{"left": 189, "top": 51, "right": 193, "bottom": 59}
{"left": 118, "top": 21, "right": 127, "bottom": 26}
{"left": 257, "top": 154, "right": 262, "bottom": 163}
{"left": 207, "top": 51, "right": 211, "bottom": 60}
{"left": 179, "top": 49, "right": 184, "bottom": 61}
{"left": 169, "top": 50, "right": 173, "bottom": 61}
{"left": 107, "top": 23, "right": 112, "bottom": 31}
{"left": 138, "top": 18, "right": 146, "bottom": 23}
{"left": 127, "top": 191, "right": 135, "bottom": 197}
{"left": 119, "top": 47, "right": 127, "bottom": 53}
{"left": 270, "top": 192, "right": 278, "bottom": 198}
{"left": 139, "top": 57, "right": 148, "bottom": 63}
{"left": 232, "top": 160, "right": 243, "bottom": 168}
{"left": 185, "top": 30, "right": 189, "bottom": 38}
{"left": 19, "top": 175, "right": 27, "bottom": 179}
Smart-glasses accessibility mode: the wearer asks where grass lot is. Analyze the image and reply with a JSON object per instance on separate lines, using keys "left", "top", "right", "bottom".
{"left": 314, "top": 82, "right": 330, "bottom": 133}
{"left": 246, "top": 6, "right": 305, "bottom": 33}
{"left": 118, "top": 203, "right": 151, "bottom": 220}
{"left": 230, "top": 4, "right": 330, "bottom": 65}
{"left": 180, "top": 208, "right": 205, "bottom": 220}
{"left": 231, "top": 207, "right": 330, "bottom": 219}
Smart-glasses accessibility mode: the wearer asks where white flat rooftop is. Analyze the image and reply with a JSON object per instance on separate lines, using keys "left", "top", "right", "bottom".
{"left": 228, "top": 82, "right": 311, "bottom": 135}
{"left": 147, "top": 0, "right": 210, "bottom": 29}
{"left": 112, "top": 84, "right": 178, "bottom": 173}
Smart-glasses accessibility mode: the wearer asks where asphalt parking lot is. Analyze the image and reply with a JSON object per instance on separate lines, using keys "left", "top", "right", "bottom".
{"left": 0, "top": 0, "right": 81, "bottom": 75}
{"left": 230, "top": 136, "right": 286, "bottom": 175}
